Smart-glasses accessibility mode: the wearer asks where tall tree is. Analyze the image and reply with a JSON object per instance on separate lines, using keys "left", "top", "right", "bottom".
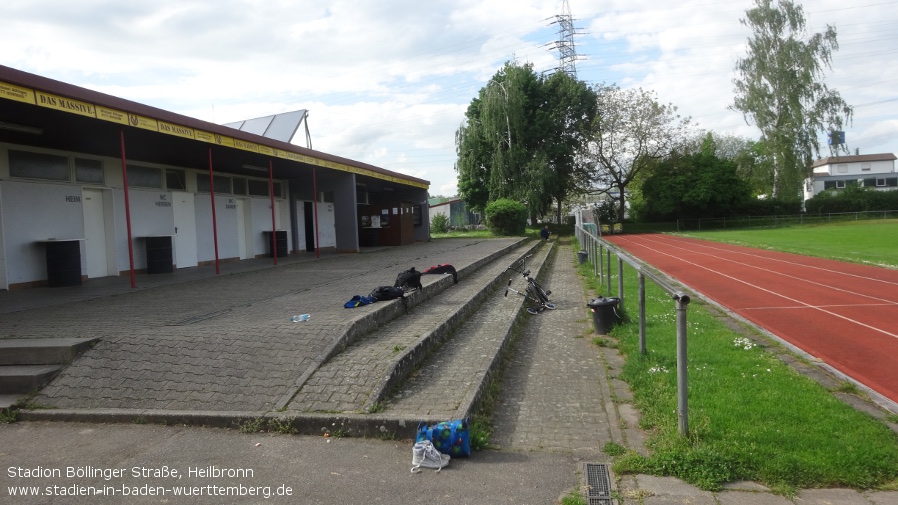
{"left": 636, "top": 134, "right": 753, "bottom": 222}
{"left": 455, "top": 62, "right": 596, "bottom": 222}
{"left": 583, "top": 84, "right": 691, "bottom": 223}
{"left": 456, "top": 62, "right": 539, "bottom": 212}
{"left": 679, "top": 131, "right": 774, "bottom": 197}
{"left": 731, "top": 0, "right": 852, "bottom": 200}
{"left": 537, "top": 71, "right": 597, "bottom": 223}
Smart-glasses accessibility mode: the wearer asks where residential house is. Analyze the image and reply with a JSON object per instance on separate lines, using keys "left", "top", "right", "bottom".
{"left": 804, "top": 153, "right": 897, "bottom": 201}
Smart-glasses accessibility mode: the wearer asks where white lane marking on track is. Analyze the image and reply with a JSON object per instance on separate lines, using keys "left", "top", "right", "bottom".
{"left": 647, "top": 234, "right": 898, "bottom": 289}
{"left": 742, "top": 303, "right": 897, "bottom": 311}
{"left": 611, "top": 235, "right": 898, "bottom": 340}
{"left": 616, "top": 235, "right": 898, "bottom": 306}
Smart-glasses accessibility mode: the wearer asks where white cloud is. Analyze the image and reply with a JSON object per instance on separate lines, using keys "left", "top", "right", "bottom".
{"left": 2, "top": 0, "right": 896, "bottom": 198}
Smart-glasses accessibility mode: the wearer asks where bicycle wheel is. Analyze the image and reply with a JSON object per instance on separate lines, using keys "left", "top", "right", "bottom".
{"left": 528, "top": 280, "right": 551, "bottom": 304}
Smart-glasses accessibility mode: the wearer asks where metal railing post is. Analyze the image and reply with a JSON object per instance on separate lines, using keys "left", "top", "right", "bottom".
{"left": 675, "top": 292, "right": 691, "bottom": 436}
{"left": 617, "top": 257, "right": 624, "bottom": 303}
{"left": 606, "top": 250, "right": 612, "bottom": 293}
{"left": 638, "top": 273, "right": 646, "bottom": 355}
{"left": 590, "top": 234, "right": 596, "bottom": 275}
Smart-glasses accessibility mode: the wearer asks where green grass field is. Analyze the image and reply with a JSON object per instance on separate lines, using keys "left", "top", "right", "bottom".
{"left": 575, "top": 223, "right": 898, "bottom": 495}
{"left": 675, "top": 220, "right": 898, "bottom": 269}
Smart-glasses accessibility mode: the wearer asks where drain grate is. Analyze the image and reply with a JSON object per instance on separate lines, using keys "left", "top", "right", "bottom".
{"left": 584, "top": 463, "right": 612, "bottom": 505}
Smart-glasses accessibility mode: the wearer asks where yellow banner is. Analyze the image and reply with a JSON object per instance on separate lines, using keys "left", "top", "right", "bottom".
{"left": 258, "top": 145, "right": 278, "bottom": 157}
{"left": 212, "top": 134, "right": 234, "bottom": 148}
{"left": 158, "top": 121, "right": 195, "bottom": 139}
{"left": 0, "top": 81, "right": 428, "bottom": 189}
{"left": 0, "top": 81, "right": 35, "bottom": 104}
{"left": 127, "top": 114, "right": 159, "bottom": 131}
{"left": 97, "top": 106, "right": 129, "bottom": 125}
{"left": 233, "top": 138, "right": 260, "bottom": 153}
{"left": 35, "top": 91, "right": 96, "bottom": 118}
{"left": 194, "top": 130, "right": 215, "bottom": 144}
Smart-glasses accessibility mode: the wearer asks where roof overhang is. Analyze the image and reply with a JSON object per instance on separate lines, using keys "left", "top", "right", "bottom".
{"left": 0, "top": 65, "right": 428, "bottom": 190}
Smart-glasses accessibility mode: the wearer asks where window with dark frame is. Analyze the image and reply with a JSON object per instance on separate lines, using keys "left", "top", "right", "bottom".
{"left": 165, "top": 169, "right": 186, "bottom": 191}
{"left": 9, "top": 150, "right": 69, "bottom": 181}
{"left": 247, "top": 179, "right": 269, "bottom": 197}
{"left": 74, "top": 158, "right": 104, "bottom": 185}
{"left": 127, "top": 165, "right": 164, "bottom": 189}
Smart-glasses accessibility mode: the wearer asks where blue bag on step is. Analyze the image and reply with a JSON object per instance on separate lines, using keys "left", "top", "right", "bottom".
{"left": 416, "top": 418, "right": 471, "bottom": 457}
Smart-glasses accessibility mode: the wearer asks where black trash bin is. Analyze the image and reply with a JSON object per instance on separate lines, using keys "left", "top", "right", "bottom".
{"left": 587, "top": 296, "right": 620, "bottom": 335}
{"left": 577, "top": 250, "right": 588, "bottom": 265}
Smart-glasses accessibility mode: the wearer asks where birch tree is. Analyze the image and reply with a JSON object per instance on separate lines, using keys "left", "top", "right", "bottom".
{"left": 731, "top": 0, "right": 852, "bottom": 199}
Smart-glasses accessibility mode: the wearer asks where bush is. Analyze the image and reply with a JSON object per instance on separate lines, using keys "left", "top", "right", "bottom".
{"left": 484, "top": 199, "right": 527, "bottom": 235}
{"left": 740, "top": 198, "right": 803, "bottom": 216}
{"left": 431, "top": 213, "right": 450, "bottom": 234}
{"left": 805, "top": 186, "right": 898, "bottom": 214}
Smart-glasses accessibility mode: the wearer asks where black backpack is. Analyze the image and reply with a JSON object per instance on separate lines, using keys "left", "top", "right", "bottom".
{"left": 369, "top": 285, "right": 405, "bottom": 301}
{"left": 394, "top": 267, "right": 423, "bottom": 291}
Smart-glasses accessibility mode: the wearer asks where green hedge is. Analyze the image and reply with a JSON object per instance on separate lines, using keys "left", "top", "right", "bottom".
{"left": 806, "top": 187, "right": 898, "bottom": 214}
{"left": 484, "top": 199, "right": 527, "bottom": 235}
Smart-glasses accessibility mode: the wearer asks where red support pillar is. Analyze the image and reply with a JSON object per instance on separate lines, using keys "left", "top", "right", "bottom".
{"left": 269, "top": 160, "right": 278, "bottom": 265}
{"left": 312, "top": 167, "right": 320, "bottom": 258}
{"left": 119, "top": 129, "right": 136, "bottom": 288}
{"left": 208, "top": 148, "right": 220, "bottom": 275}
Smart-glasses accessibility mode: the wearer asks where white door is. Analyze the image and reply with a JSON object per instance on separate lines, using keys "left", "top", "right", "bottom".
{"left": 172, "top": 192, "right": 198, "bottom": 268}
{"left": 82, "top": 187, "right": 109, "bottom": 278}
{"left": 236, "top": 198, "right": 249, "bottom": 260}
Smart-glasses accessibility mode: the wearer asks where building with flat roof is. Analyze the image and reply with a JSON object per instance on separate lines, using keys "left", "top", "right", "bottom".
{"left": 803, "top": 153, "right": 897, "bottom": 201}
{"left": 0, "top": 65, "right": 430, "bottom": 290}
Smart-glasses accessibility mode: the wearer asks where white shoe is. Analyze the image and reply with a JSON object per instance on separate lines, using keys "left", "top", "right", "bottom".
{"left": 411, "top": 440, "right": 450, "bottom": 473}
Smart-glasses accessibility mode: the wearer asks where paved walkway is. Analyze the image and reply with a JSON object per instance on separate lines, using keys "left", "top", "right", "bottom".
{"left": 490, "top": 242, "right": 622, "bottom": 459}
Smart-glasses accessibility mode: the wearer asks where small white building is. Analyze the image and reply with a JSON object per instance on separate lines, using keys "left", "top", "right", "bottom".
{"left": 428, "top": 198, "right": 481, "bottom": 228}
{"left": 803, "top": 153, "right": 898, "bottom": 201}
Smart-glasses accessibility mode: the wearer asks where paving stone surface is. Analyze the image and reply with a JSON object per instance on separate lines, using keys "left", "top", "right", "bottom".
{"left": 10, "top": 239, "right": 521, "bottom": 412}
{"left": 489, "top": 242, "right": 619, "bottom": 458}
{"left": 285, "top": 241, "right": 536, "bottom": 414}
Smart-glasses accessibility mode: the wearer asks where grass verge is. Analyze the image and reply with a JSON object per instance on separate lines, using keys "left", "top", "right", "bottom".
{"left": 574, "top": 241, "right": 898, "bottom": 494}
{"left": 675, "top": 219, "right": 898, "bottom": 269}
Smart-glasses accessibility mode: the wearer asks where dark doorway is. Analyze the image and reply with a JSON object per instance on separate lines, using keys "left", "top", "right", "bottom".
{"left": 304, "top": 201, "right": 315, "bottom": 252}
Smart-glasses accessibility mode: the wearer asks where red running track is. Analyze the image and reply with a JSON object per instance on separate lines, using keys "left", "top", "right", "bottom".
{"left": 605, "top": 234, "right": 898, "bottom": 405}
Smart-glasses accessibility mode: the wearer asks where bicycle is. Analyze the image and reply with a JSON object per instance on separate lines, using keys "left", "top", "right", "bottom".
{"left": 504, "top": 256, "right": 556, "bottom": 315}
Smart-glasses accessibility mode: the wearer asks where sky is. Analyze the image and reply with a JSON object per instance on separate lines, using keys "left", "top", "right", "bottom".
{"left": 2, "top": 0, "right": 896, "bottom": 197}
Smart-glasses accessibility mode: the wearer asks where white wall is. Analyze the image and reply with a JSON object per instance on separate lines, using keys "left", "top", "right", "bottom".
{"left": 816, "top": 159, "right": 895, "bottom": 176}
{"left": 195, "top": 195, "right": 240, "bottom": 262}
{"left": 430, "top": 203, "right": 450, "bottom": 219}
{"left": 250, "top": 197, "right": 291, "bottom": 256}
{"left": 0, "top": 180, "right": 86, "bottom": 285}
{"left": 318, "top": 203, "right": 336, "bottom": 248}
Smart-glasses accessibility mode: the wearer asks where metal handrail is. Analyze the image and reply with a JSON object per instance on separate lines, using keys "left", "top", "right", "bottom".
{"left": 575, "top": 224, "right": 693, "bottom": 436}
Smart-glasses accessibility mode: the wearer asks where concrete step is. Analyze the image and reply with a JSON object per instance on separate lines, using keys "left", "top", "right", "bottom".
{"left": 384, "top": 241, "right": 555, "bottom": 421}
{"left": 279, "top": 240, "right": 542, "bottom": 414}
{"left": 0, "top": 394, "right": 21, "bottom": 409}
{"left": 0, "top": 365, "right": 63, "bottom": 394}
{"left": 0, "top": 337, "right": 98, "bottom": 365}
